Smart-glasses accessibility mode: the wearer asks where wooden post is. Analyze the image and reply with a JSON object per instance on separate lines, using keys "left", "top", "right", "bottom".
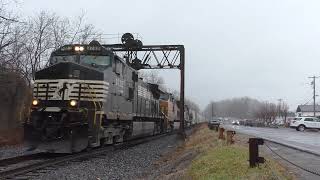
{"left": 226, "top": 130, "right": 235, "bottom": 144}
{"left": 218, "top": 127, "right": 225, "bottom": 140}
{"left": 248, "top": 138, "right": 265, "bottom": 167}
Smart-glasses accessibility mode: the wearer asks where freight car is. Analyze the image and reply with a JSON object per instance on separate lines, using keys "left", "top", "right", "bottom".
{"left": 24, "top": 40, "right": 170, "bottom": 153}
{"left": 159, "top": 92, "right": 205, "bottom": 129}
{"left": 159, "top": 92, "right": 178, "bottom": 130}
{"left": 188, "top": 109, "right": 207, "bottom": 125}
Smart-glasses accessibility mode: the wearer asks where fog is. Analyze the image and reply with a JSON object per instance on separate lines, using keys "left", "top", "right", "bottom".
{"left": 14, "top": 0, "right": 320, "bottom": 110}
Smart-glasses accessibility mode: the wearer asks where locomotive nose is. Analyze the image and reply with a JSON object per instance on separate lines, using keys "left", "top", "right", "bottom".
{"left": 35, "top": 61, "right": 104, "bottom": 81}
{"left": 25, "top": 110, "right": 89, "bottom": 153}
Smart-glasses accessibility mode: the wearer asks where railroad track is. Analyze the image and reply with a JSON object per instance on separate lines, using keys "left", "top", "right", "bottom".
{"left": 0, "top": 153, "right": 51, "bottom": 167}
{"left": 0, "top": 131, "right": 177, "bottom": 179}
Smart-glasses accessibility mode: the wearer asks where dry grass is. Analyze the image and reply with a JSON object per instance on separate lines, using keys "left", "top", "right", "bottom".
{"left": 186, "top": 124, "right": 295, "bottom": 180}
{"left": 144, "top": 124, "right": 295, "bottom": 180}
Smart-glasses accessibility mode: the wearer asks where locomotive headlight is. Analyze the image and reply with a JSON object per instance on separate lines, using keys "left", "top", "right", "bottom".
{"left": 74, "top": 46, "right": 84, "bottom": 52}
{"left": 32, "top": 99, "right": 39, "bottom": 106}
{"left": 70, "top": 100, "right": 77, "bottom": 107}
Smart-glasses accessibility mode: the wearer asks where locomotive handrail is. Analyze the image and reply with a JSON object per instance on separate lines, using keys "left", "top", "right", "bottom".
{"left": 86, "top": 84, "right": 97, "bottom": 126}
{"left": 85, "top": 84, "right": 105, "bottom": 145}
{"left": 86, "top": 84, "right": 103, "bottom": 128}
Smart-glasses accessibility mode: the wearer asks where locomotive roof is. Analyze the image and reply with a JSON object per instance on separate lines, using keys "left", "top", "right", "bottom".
{"left": 51, "top": 41, "right": 140, "bottom": 72}
{"left": 51, "top": 43, "right": 114, "bottom": 56}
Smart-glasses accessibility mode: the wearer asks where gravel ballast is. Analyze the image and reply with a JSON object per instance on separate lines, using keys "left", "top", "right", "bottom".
{"left": 32, "top": 134, "right": 183, "bottom": 180}
{"left": 0, "top": 144, "right": 41, "bottom": 160}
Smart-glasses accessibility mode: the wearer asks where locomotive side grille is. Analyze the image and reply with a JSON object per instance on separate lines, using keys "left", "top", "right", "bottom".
{"left": 33, "top": 79, "right": 108, "bottom": 102}
{"left": 138, "top": 86, "right": 152, "bottom": 99}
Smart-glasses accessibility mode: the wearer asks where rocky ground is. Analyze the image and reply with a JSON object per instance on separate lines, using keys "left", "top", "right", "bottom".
{"left": 28, "top": 133, "right": 185, "bottom": 180}
{"left": 137, "top": 127, "right": 201, "bottom": 180}
{"left": 1, "top": 125, "right": 303, "bottom": 180}
{"left": 0, "top": 143, "right": 40, "bottom": 160}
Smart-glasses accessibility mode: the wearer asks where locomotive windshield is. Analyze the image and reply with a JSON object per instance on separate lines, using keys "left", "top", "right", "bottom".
{"left": 50, "top": 55, "right": 111, "bottom": 70}
{"left": 80, "top": 55, "right": 111, "bottom": 67}
{"left": 49, "top": 44, "right": 113, "bottom": 70}
{"left": 50, "top": 55, "right": 77, "bottom": 64}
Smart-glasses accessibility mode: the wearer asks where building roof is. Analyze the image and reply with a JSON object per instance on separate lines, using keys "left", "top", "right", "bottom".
{"left": 297, "top": 105, "right": 320, "bottom": 112}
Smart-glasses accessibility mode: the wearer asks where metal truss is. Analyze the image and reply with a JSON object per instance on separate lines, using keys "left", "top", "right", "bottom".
{"left": 103, "top": 44, "right": 184, "bottom": 70}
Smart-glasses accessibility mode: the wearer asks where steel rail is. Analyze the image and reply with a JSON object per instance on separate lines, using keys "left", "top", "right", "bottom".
{"left": 0, "top": 152, "right": 65, "bottom": 167}
{"left": 0, "top": 131, "right": 177, "bottom": 179}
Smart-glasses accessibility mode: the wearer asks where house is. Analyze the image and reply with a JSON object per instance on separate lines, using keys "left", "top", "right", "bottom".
{"left": 296, "top": 105, "right": 320, "bottom": 117}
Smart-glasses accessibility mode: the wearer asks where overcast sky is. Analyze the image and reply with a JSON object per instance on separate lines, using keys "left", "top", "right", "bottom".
{"left": 13, "top": 0, "right": 320, "bottom": 110}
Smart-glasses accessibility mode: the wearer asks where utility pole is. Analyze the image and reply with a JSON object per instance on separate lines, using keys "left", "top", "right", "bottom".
{"left": 179, "top": 46, "right": 185, "bottom": 138}
{"left": 277, "top": 99, "right": 282, "bottom": 119}
{"left": 211, "top": 102, "right": 214, "bottom": 119}
{"left": 309, "top": 76, "right": 319, "bottom": 117}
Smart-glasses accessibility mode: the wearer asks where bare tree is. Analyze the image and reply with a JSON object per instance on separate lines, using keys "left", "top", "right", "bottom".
{"left": 281, "top": 102, "right": 289, "bottom": 124}
{"left": 0, "top": 2, "right": 21, "bottom": 68}
{"left": 0, "top": 7, "right": 103, "bottom": 137}
{"left": 26, "top": 11, "right": 56, "bottom": 79}
{"left": 140, "top": 71, "right": 165, "bottom": 85}
{"left": 3, "top": 11, "right": 102, "bottom": 84}
{"left": 69, "top": 12, "right": 101, "bottom": 44}
{"left": 51, "top": 16, "right": 70, "bottom": 49}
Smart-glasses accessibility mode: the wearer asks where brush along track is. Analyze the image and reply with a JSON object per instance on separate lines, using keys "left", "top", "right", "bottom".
{"left": 0, "top": 131, "right": 177, "bottom": 179}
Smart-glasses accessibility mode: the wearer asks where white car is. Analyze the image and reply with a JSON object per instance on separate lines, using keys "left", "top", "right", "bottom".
{"left": 232, "top": 120, "right": 240, "bottom": 125}
{"left": 290, "top": 117, "right": 320, "bottom": 131}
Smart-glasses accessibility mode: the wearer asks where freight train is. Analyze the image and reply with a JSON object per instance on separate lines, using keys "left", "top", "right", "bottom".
{"left": 24, "top": 37, "right": 204, "bottom": 153}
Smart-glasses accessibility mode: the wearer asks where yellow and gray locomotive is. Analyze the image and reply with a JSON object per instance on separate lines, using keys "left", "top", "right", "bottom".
{"left": 24, "top": 41, "right": 166, "bottom": 153}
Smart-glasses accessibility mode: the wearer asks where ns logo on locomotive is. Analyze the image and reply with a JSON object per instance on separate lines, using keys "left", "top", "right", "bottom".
{"left": 24, "top": 38, "right": 178, "bottom": 153}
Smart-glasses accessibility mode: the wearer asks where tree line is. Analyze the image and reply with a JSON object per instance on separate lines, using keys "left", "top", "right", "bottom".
{"left": 204, "top": 97, "right": 291, "bottom": 124}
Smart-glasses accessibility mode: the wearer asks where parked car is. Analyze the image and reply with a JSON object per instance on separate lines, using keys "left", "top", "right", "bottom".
{"left": 232, "top": 120, "right": 240, "bottom": 125}
{"left": 290, "top": 117, "right": 320, "bottom": 131}
{"left": 208, "top": 118, "right": 220, "bottom": 129}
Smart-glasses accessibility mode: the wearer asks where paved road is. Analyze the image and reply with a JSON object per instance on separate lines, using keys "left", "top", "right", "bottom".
{"left": 222, "top": 125, "right": 320, "bottom": 180}
{"left": 263, "top": 142, "right": 320, "bottom": 180}
{"left": 223, "top": 124, "right": 320, "bottom": 155}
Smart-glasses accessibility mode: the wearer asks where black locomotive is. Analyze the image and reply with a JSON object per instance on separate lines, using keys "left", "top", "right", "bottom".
{"left": 24, "top": 40, "right": 167, "bottom": 153}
